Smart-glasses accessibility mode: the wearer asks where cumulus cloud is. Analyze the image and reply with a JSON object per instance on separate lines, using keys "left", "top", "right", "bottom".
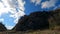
{"left": 31, "top": 0, "right": 41, "bottom": 5}
{"left": 0, "top": 0, "right": 25, "bottom": 29}
{"left": 9, "top": 0, "right": 25, "bottom": 24}
{"left": 0, "top": 0, "right": 10, "bottom": 16}
{"left": 0, "top": 0, "right": 25, "bottom": 24}
{"left": 41, "top": 0, "right": 58, "bottom": 8}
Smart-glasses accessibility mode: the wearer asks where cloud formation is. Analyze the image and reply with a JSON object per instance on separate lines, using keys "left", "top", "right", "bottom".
{"left": 0, "top": 0, "right": 25, "bottom": 23}
{"left": 41, "top": 0, "right": 58, "bottom": 8}
{"left": 31, "top": 0, "right": 58, "bottom": 9}
{"left": 9, "top": 0, "right": 25, "bottom": 24}
{"left": 0, "top": 0, "right": 25, "bottom": 29}
{"left": 31, "top": 0, "right": 41, "bottom": 5}
{"left": 0, "top": 0, "right": 10, "bottom": 16}
{"left": 6, "top": 25, "right": 14, "bottom": 30}
{"left": 0, "top": 18, "right": 4, "bottom": 22}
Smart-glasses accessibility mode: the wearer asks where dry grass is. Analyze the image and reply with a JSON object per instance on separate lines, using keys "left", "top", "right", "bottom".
{"left": 0, "top": 26, "right": 60, "bottom": 34}
{"left": 0, "top": 30, "right": 60, "bottom": 34}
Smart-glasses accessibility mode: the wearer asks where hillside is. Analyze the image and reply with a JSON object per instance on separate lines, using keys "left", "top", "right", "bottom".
{"left": 13, "top": 9, "right": 60, "bottom": 31}
{"left": 0, "top": 22, "right": 7, "bottom": 31}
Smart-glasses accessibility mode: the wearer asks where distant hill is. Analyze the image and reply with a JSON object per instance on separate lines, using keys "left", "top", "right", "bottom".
{"left": 13, "top": 9, "right": 60, "bottom": 31}
{"left": 0, "top": 22, "right": 7, "bottom": 31}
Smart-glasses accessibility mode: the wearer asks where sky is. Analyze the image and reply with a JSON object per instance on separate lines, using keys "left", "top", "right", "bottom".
{"left": 0, "top": 0, "right": 60, "bottom": 30}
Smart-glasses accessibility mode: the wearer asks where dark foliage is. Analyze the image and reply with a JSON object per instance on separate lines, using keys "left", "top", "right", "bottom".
{"left": 0, "top": 22, "right": 7, "bottom": 31}
{"left": 14, "top": 11, "right": 50, "bottom": 31}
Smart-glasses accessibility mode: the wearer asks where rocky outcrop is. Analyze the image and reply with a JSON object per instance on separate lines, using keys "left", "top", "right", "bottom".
{"left": 13, "top": 9, "right": 60, "bottom": 31}
{"left": 13, "top": 11, "right": 50, "bottom": 31}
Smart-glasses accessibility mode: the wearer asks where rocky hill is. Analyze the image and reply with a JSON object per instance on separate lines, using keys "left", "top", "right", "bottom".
{"left": 13, "top": 9, "right": 60, "bottom": 31}
{"left": 14, "top": 11, "right": 49, "bottom": 31}
{"left": 0, "top": 22, "right": 7, "bottom": 31}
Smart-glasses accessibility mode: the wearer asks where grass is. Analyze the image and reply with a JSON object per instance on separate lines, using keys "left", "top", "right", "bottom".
{"left": 0, "top": 26, "right": 60, "bottom": 34}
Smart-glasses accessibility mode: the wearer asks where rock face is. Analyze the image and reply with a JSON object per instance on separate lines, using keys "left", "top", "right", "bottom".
{"left": 0, "top": 23, "right": 7, "bottom": 31}
{"left": 13, "top": 11, "right": 50, "bottom": 31}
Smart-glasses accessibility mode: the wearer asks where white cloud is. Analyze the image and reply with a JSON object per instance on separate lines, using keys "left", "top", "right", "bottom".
{"left": 0, "top": 18, "right": 4, "bottom": 22}
{"left": 10, "top": 10, "right": 25, "bottom": 23}
{"left": 9, "top": 0, "right": 25, "bottom": 24}
{"left": 0, "top": 0, "right": 25, "bottom": 29}
{"left": 41, "top": 0, "right": 58, "bottom": 8}
{"left": 31, "top": 0, "right": 36, "bottom": 3}
{"left": 0, "top": 1, "right": 10, "bottom": 16}
{"left": 31, "top": 0, "right": 41, "bottom": 5}
{"left": 6, "top": 25, "right": 14, "bottom": 30}
{"left": 0, "top": 0, "right": 25, "bottom": 24}
{"left": 5, "top": 24, "right": 14, "bottom": 30}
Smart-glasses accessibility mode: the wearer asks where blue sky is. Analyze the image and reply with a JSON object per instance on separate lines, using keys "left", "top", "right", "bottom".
{"left": 24, "top": 0, "right": 60, "bottom": 15}
{"left": 0, "top": 0, "right": 60, "bottom": 30}
{"left": 24, "top": 0, "right": 42, "bottom": 15}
